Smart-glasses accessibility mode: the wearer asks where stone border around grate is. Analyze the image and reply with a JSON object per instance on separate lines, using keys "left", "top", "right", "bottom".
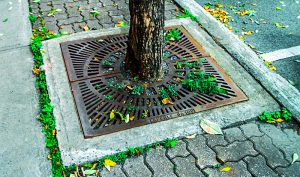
{"left": 42, "top": 19, "right": 279, "bottom": 165}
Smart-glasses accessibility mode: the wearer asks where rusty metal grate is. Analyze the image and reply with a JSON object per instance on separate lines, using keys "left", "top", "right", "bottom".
{"left": 60, "top": 27, "right": 248, "bottom": 138}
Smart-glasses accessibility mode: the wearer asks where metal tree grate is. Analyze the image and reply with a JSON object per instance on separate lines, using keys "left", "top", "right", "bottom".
{"left": 60, "top": 27, "right": 248, "bottom": 138}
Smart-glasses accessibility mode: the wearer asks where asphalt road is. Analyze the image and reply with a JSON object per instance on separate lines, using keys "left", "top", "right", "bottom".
{"left": 195, "top": 0, "right": 300, "bottom": 90}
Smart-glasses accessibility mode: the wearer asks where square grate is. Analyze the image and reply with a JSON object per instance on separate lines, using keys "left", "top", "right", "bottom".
{"left": 60, "top": 27, "right": 248, "bottom": 138}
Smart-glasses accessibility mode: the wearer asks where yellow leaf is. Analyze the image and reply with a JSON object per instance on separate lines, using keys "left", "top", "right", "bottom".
{"left": 129, "top": 116, "right": 135, "bottom": 121}
{"left": 104, "top": 159, "right": 116, "bottom": 171}
{"left": 83, "top": 24, "right": 89, "bottom": 31}
{"left": 109, "top": 111, "right": 115, "bottom": 121}
{"left": 215, "top": 3, "right": 223, "bottom": 8}
{"left": 239, "top": 36, "right": 244, "bottom": 40}
{"left": 220, "top": 166, "right": 231, "bottom": 172}
{"left": 91, "top": 163, "right": 98, "bottom": 170}
{"left": 185, "top": 134, "right": 197, "bottom": 139}
{"left": 162, "top": 98, "right": 174, "bottom": 105}
{"left": 47, "top": 154, "right": 51, "bottom": 159}
{"left": 275, "top": 118, "right": 284, "bottom": 123}
{"left": 115, "top": 21, "right": 128, "bottom": 27}
{"left": 239, "top": 10, "right": 249, "bottom": 16}
{"left": 266, "top": 120, "right": 276, "bottom": 124}
{"left": 32, "top": 68, "right": 40, "bottom": 75}
{"left": 243, "top": 31, "right": 254, "bottom": 35}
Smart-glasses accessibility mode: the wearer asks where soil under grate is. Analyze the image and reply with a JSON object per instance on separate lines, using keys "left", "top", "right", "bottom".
{"left": 60, "top": 26, "right": 248, "bottom": 138}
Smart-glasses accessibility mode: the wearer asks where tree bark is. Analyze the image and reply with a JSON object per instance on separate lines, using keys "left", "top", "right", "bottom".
{"left": 125, "top": 0, "right": 165, "bottom": 82}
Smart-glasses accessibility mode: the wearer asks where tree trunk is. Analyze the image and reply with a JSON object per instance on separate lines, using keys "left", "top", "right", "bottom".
{"left": 125, "top": 0, "right": 165, "bottom": 82}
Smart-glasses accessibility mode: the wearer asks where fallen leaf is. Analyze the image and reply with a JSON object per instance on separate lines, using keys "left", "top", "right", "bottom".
{"left": 185, "top": 134, "right": 197, "bottom": 139}
{"left": 288, "top": 80, "right": 296, "bottom": 86}
{"left": 274, "top": 22, "right": 288, "bottom": 28}
{"left": 292, "top": 153, "right": 299, "bottom": 164}
{"left": 220, "top": 166, "right": 231, "bottom": 172}
{"left": 239, "top": 35, "right": 244, "bottom": 40}
{"left": 109, "top": 110, "right": 115, "bottom": 121}
{"left": 83, "top": 24, "right": 89, "bottom": 31}
{"left": 200, "top": 119, "right": 223, "bottom": 135}
{"left": 104, "top": 159, "right": 116, "bottom": 171}
{"left": 32, "top": 68, "right": 40, "bottom": 75}
{"left": 124, "top": 114, "right": 130, "bottom": 123}
{"left": 83, "top": 169, "right": 97, "bottom": 175}
{"left": 266, "top": 120, "right": 276, "bottom": 124}
{"left": 276, "top": 7, "right": 282, "bottom": 10}
{"left": 275, "top": 118, "right": 284, "bottom": 123}
{"left": 243, "top": 31, "right": 254, "bottom": 35}
{"left": 91, "top": 163, "right": 97, "bottom": 170}
{"left": 32, "top": 0, "right": 40, "bottom": 2}
{"left": 69, "top": 174, "right": 76, "bottom": 177}
{"left": 2, "top": 18, "right": 8, "bottom": 22}
{"left": 295, "top": 60, "right": 300, "bottom": 63}
{"left": 129, "top": 116, "right": 135, "bottom": 121}
{"left": 115, "top": 21, "right": 128, "bottom": 27}
{"left": 162, "top": 98, "right": 174, "bottom": 105}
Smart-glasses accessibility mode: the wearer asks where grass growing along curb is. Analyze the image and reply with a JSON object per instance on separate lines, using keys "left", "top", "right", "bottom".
{"left": 64, "top": 139, "right": 178, "bottom": 176}
{"left": 258, "top": 107, "right": 292, "bottom": 123}
{"left": 31, "top": 24, "right": 65, "bottom": 176}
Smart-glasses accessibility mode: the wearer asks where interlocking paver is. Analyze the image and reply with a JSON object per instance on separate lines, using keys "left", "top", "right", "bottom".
{"left": 30, "top": 0, "right": 180, "bottom": 34}
{"left": 215, "top": 140, "right": 258, "bottom": 162}
{"left": 99, "top": 165, "right": 126, "bottom": 177}
{"left": 260, "top": 124, "right": 300, "bottom": 163}
{"left": 276, "top": 162, "right": 300, "bottom": 177}
{"left": 204, "top": 161, "right": 252, "bottom": 177}
{"left": 251, "top": 135, "right": 289, "bottom": 168}
{"left": 123, "top": 156, "right": 152, "bottom": 177}
{"left": 186, "top": 135, "right": 218, "bottom": 168}
{"left": 244, "top": 155, "right": 279, "bottom": 177}
{"left": 146, "top": 148, "right": 176, "bottom": 177}
{"left": 167, "top": 140, "right": 190, "bottom": 158}
{"left": 240, "top": 123, "right": 264, "bottom": 138}
{"left": 224, "top": 127, "right": 246, "bottom": 143}
{"left": 205, "top": 134, "right": 228, "bottom": 148}
{"left": 173, "top": 155, "right": 204, "bottom": 177}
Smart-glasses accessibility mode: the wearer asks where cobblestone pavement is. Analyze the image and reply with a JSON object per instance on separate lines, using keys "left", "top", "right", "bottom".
{"left": 28, "top": 0, "right": 300, "bottom": 176}
{"left": 29, "top": 0, "right": 182, "bottom": 34}
{"left": 97, "top": 121, "right": 300, "bottom": 177}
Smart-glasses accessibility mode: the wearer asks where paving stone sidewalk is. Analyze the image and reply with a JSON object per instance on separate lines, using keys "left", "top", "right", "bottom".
{"left": 97, "top": 121, "right": 300, "bottom": 177}
{"left": 29, "top": 0, "right": 182, "bottom": 34}
{"left": 26, "top": 0, "right": 300, "bottom": 176}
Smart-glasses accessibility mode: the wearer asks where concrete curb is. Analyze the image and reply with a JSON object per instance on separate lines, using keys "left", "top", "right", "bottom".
{"left": 174, "top": 0, "right": 300, "bottom": 122}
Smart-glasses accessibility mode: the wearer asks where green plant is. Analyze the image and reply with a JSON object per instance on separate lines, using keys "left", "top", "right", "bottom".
{"left": 177, "top": 10, "right": 198, "bottom": 22}
{"left": 102, "top": 59, "right": 114, "bottom": 67}
{"left": 159, "top": 87, "right": 169, "bottom": 99}
{"left": 29, "top": 15, "right": 37, "bottom": 24}
{"left": 90, "top": 9, "right": 100, "bottom": 17}
{"left": 176, "top": 61, "right": 182, "bottom": 69}
{"left": 107, "top": 81, "right": 125, "bottom": 89}
{"left": 141, "top": 110, "right": 149, "bottom": 119}
{"left": 164, "top": 139, "right": 178, "bottom": 148}
{"left": 165, "top": 28, "right": 181, "bottom": 42}
{"left": 127, "top": 102, "right": 136, "bottom": 115}
{"left": 105, "top": 94, "right": 113, "bottom": 100}
{"left": 258, "top": 108, "right": 292, "bottom": 123}
{"left": 30, "top": 27, "right": 64, "bottom": 176}
{"left": 95, "top": 84, "right": 101, "bottom": 89}
{"left": 182, "top": 70, "right": 227, "bottom": 95}
{"left": 167, "top": 84, "right": 178, "bottom": 97}
{"left": 131, "top": 85, "right": 144, "bottom": 95}
{"left": 65, "top": 138, "right": 178, "bottom": 176}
